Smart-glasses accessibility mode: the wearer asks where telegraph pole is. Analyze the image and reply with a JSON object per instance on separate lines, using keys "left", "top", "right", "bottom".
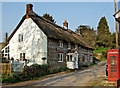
{"left": 114, "top": 0, "right": 118, "bottom": 49}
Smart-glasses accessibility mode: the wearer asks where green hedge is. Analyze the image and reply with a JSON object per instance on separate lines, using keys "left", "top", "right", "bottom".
{"left": 2, "top": 64, "right": 68, "bottom": 83}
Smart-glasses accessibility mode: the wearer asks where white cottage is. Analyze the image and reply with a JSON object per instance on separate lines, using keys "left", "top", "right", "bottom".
{"left": 1, "top": 4, "right": 94, "bottom": 70}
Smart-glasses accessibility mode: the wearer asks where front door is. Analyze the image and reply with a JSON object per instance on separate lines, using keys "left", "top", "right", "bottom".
{"left": 74, "top": 54, "right": 78, "bottom": 69}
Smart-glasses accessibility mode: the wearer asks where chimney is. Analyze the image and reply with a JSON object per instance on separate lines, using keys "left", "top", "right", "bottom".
{"left": 63, "top": 19, "right": 68, "bottom": 29}
{"left": 26, "top": 4, "right": 33, "bottom": 19}
{"left": 5, "top": 33, "right": 8, "bottom": 42}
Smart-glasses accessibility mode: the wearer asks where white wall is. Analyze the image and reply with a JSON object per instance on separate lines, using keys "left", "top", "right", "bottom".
{"left": 9, "top": 18, "right": 47, "bottom": 65}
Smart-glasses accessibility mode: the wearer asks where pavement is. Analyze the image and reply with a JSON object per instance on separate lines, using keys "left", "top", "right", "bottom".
{"left": 2, "top": 61, "right": 108, "bottom": 88}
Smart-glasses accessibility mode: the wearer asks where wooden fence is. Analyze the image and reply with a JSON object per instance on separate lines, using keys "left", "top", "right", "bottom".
{"left": 0, "top": 63, "right": 11, "bottom": 74}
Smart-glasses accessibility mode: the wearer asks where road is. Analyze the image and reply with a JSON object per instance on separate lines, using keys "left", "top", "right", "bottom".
{"left": 3, "top": 61, "right": 106, "bottom": 87}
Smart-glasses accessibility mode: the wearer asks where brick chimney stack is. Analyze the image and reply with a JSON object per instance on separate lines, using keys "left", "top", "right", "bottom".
{"left": 26, "top": 4, "right": 33, "bottom": 19}
{"left": 63, "top": 19, "right": 68, "bottom": 29}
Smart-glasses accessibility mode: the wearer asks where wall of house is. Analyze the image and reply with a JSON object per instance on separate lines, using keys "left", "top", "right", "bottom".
{"left": 47, "top": 38, "right": 93, "bottom": 70}
{"left": 9, "top": 18, "right": 47, "bottom": 65}
{"left": 47, "top": 38, "right": 68, "bottom": 70}
{"left": 78, "top": 46, "right": 93, "bottom": 66}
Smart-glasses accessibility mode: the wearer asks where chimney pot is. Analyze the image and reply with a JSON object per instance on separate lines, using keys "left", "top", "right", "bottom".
{"left": 63, "top": 19, "right": 68, "bottom": 29}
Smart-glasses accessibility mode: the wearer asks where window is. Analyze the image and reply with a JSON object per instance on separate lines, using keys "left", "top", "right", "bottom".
{"left": 70, "top": 55, "right": 72, "bottom": 61}
{"left": 90, "top": 56, "right": 93, "bottom": 62}
{"left": 85, "top": 55, "right": 87, "bottom": 62}
{"left": 67, "top": 55, "right": 69, "bottom": 61}
{"left": 75, "top": 45, "right": 78, "bottom": 49}
{"left": 66, "top": 55, "right": 73, "bottom": 61}
{"left": 20, "top": 53, "right": 26, "bottom": 59}
{"left": 58, "top": 53, "right": 63, "bottom": 62}
{"left": 18, "top": 34, "right": 23, "bottom": 42}
{"left": 87, "top": 55, "right": 90, "bottom": 62}
{"left": 68, "top": 43, "right": 71, "bottom": 49}
{"left": 59, "top": 40, "right": 63, "bottom": 48}
{"left": 5, "top": 47, "right": 7, "bottom": 53}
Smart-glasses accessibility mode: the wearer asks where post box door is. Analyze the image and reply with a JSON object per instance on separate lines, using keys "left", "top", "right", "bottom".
{"left": 108, "top": 54, "right": 118, "bottom": 81}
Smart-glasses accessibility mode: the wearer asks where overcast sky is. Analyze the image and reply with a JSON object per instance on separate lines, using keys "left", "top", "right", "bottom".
{"left": 1, "top": 1, "right": 120, "bottom": 42}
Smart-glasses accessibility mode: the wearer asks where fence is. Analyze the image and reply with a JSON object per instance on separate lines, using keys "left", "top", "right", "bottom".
{"left": 11, "top": 61, "right": 25, "bottom": 72}
{"left": 0, "top": 63, "right": 11, "bottom": 74}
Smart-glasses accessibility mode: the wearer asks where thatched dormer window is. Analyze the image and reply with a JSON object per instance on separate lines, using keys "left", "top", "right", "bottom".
{"left": 68, "top": 43, "right": 71, "bottom": 49}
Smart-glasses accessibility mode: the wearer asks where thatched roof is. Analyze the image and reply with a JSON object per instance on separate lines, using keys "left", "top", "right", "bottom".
{"left": 67, "top": 49, "right": 77, "bottom": 53}
{"left": 7, "top": 10, "right": 93, "bottom": 50}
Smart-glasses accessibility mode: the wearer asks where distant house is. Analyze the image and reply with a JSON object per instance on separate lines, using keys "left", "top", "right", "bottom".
{"left": 1, "top": 4, "right": 94, "bottom": 70}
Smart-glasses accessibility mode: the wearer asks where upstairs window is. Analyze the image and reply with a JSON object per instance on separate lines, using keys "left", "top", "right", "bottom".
{"left": 58, "top": 53, "right": 63, "bottom": 62}
{"left": 18, "top": 34, "right": 23, "bottom": 42}
{"left": 5, "top": 46, "right": 9, "bottom": 53}
{"left": 75, "top": 45, "right": 78, "bottom": 49}
{"left": 68, "top": 43, "right": 71, "bottom": 49}
{"left": 59, "top": 40, "right": 63, "bottom": 48}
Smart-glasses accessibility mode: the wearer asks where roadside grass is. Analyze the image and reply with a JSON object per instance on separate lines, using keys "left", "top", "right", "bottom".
{"left": 93, "top": 47, "right": 108, "bottom": 53}
{"left": 93, "top": 47, "right": 108, "bottom": 61}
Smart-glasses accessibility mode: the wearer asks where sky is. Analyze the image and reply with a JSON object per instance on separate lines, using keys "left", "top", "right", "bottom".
{"left": 1, "top": 1, "right": 120, "bottom": 42}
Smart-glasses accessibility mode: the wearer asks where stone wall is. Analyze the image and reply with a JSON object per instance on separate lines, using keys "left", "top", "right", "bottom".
{"left": 47, "top": 38, "right": 93, "bottom": 70}
{"left": 47, "top": 38, "right": 67, "bottom": 70}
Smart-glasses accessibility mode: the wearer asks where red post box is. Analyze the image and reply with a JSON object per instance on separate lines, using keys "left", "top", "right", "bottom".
{"left": 107, "top": 49, "right": 120, "bottom": 81}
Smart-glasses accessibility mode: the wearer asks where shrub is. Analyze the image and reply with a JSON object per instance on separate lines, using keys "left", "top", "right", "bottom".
{"left": 22, "top": 64, "right": 49, "bottom": 78}
{"left": 1, "top": 57, "right": 9, "bottom": 63}
{"left": 83, "top": 64, "right": 89, "bottom": 67}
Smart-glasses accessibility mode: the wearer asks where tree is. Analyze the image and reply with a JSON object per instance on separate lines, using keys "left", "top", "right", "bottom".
{"left": 96, "top": 16, "right": 111, "bottom": 47}
{"left": 75, "top": 25, "right": 96, "bottom": 48}
{"left": 43, "top": 13, "right": 56, "bottom": 23}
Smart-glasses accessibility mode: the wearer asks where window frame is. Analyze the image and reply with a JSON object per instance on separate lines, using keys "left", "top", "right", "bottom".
{"left": 85, "top": 55, "right": 88, "bottom": 62}
{"left": 90, "top": 56, "right": 93, "bottom": 62}
{"left": 18, "top": 34, "right": 23, "bottom": 42}
{"left": 68, "top": 42, "right": 71, "bottom": 49}
{"left": 59, "top": 40, "right": 63, "bottom": 48}
{"left": 58, "top": 53, "right": 63, "bottom": 62}
{"left": 75, "top": 44, "right": 78, "bottom": 49}
{"left": 20, "top": 53, "right": 26, "bottom": 60}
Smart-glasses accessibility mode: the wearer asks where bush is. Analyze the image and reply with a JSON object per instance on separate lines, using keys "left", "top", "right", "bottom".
{"left": 83, "top": 64, "right": 89, "bottom": 67}
{"left": 1, "top": 57, "right": 9, "bottom": 63}
{"left": 3, "top": 64, "right": 68, "bottom": 84}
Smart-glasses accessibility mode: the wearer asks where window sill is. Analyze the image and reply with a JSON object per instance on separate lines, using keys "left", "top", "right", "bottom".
{"left": 58, "top": 61, "right": 63, "bottom": 62}
{"left": 59, "top": 46, "right": 63, "bottom": 48}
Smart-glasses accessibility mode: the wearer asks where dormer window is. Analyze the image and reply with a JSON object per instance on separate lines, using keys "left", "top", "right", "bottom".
{"left": 59, "top": 40, "right": 63, "bottom": 48}
{"left": 68, "top": 43, "right": 71, "bottom": 49}
{"left": 75, "top": 45, "right": 78, "bottom": 49}
{"left": 18, "top": 34, "right": 23, "bottom": 42}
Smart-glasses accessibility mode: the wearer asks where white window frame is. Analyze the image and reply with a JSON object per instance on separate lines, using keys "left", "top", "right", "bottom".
{"left": 85, "top": 55, "right": 87, "bottom": 62}
{"left": 58, "top": 53, "right": 63, "bottom": 62}
{"left": 1, "top": 44, "right": 10, "bottom": 59}
{"left": 59, "top": 40, "right": 63, "bottom": 48}
{"left": 68, "top": 43, "right": 71, "bottom": 49}
{"left": 90, "top": 56, "right": 93, "bottom": 62}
